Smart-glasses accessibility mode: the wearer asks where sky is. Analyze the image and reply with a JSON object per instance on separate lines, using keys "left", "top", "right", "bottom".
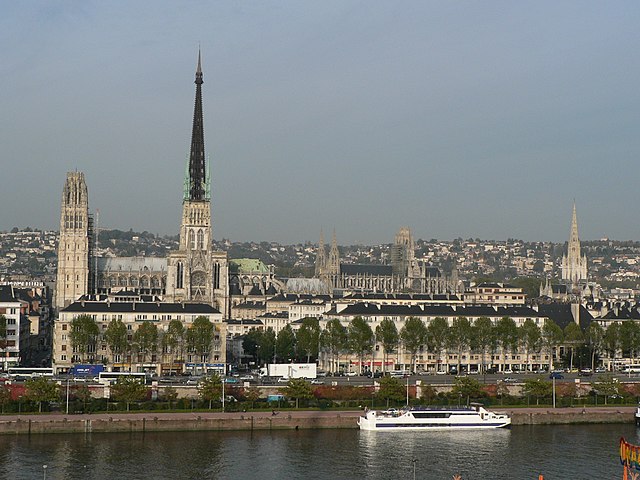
{"left": 1, "top": 1, "right": 639, "bottom": 245}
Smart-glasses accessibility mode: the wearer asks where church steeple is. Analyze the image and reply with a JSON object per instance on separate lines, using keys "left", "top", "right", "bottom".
{"left": 315, "top": 230, "right": 326, "bottom": 277}
{"left": 561, "top": 201, "right": 588, "bottom": 285}
{"left": 185, "top": 49, "right": 208, "bottom": 201}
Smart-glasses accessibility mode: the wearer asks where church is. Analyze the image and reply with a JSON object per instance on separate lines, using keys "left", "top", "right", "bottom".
{"left": 54, "top": 52, "right": 230, "bottom": 316}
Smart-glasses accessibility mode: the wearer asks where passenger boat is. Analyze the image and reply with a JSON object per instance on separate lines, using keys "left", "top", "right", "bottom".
{"left": 635, "top": 405, "right": 640, "bottom": 426}
{"left": 358, "top": 404, "right": 511, "bottom": 431}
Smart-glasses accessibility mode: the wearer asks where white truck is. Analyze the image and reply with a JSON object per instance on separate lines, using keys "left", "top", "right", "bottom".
{"left": 260, "top": 363, "right": 317, "bottom": 379}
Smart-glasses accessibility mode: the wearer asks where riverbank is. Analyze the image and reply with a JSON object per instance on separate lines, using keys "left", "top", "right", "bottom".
{"left": 0, "top": 406, "right": 636, "bottom": 435}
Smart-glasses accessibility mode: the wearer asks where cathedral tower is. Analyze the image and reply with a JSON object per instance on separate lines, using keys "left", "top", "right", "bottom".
{"left": 55, "top": 172, "right": 92, "bottom": 309}
{"left": 561, "top": 202, "right": 588, "bottom": 286}
{"left": 166, "top": 51, "right": 228, "bottom": 316}
{"left": 314, "top": 230, "right": 326, "bottom": 278}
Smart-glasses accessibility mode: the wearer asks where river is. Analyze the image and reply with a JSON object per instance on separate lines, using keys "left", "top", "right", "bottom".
{"left": 1, "top": 424, "right": 636, "bottom": 479}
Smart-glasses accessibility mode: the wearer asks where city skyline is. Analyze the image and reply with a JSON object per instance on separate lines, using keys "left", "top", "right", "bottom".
{"left": 2, "top": 2, "right": 639, "bottom": 244}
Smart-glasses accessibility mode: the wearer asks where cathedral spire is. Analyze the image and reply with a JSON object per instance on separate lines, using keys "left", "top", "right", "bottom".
{"left": 315, "top": 229, "right": 326, "bottom": 277}
{"left": 186, "top": 49, "right": 208, "bottom": 201}
{"left": 561, "top": 201, "right": 588, "bottom": 285}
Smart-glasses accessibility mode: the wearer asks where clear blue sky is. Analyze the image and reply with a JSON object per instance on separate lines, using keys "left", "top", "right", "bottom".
{"left": 2, "top": 1, "right": 639, "bottom": 244}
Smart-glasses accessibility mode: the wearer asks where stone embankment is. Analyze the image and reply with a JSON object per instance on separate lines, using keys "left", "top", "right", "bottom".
{"left": 0, "top": 407, "right": 635, "bottom": 435}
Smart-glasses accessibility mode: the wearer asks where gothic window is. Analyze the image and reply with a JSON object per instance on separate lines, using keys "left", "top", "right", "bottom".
{"left": 190, "top": 271, "right": 207, "bottom": 299}
{"left": 189, "top": 230, "right": 195, "bottom": 250}
{"left": 213, "top": 263, "right": 220, "bottom": 289}
{"left": 151, "top": 276, "right": 160, "bottom": 289}
{"left": 176, "top": 263, "right": 184, "bottom": 289}
{"left": 197, "top": 229, "right": 204, "bottom": 250}
{"left": 140, "top": 276, "right": 149, "bottom": 288}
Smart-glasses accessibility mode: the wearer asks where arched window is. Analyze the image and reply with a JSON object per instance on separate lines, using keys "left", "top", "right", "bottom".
{"left": 188, "top": 230, "right": 195, "bottom": 250}
{"left": 197, "top": 229, "right": 204, "bottom": 250}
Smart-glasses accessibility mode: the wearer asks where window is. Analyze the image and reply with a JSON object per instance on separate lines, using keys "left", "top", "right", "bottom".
{"left": 62, "top": 324, "right": 68, "bottom": 331}
{"left": 61, "top": 345, "right": 67, "bottom": 351}
{"left": 61, "top": 355, "right": 67, "bottom": 361}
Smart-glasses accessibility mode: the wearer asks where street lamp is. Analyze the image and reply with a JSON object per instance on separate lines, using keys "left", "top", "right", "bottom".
{"left": 412, "top": 459, "right": 417, "bottom": 480}
{"left": 43, "top": 465, "right": 47, "bottom": 480}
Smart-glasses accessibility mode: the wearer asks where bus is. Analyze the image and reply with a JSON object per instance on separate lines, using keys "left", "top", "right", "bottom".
{"left": 620, "top": 365, "right": 640, "bottom": 374}
{"left": 97, "top": 371, "right": 148, "bottom": 385}
{"left": 7, "top": 367, "right": 55, "bottom": 380}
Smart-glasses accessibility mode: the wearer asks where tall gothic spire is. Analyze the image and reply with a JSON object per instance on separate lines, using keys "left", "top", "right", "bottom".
{"left": 314, "top": 229, "right": 326, "bottom": 277}
{"left": 562, "top": 201, "right": 588, "bottom": 285}
{"left": 186, "top": 49, "right": 208, "bottom": 201}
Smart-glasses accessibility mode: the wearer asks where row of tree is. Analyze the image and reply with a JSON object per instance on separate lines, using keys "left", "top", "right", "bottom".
{"left": 241, "top": 316, "right": 623, "bottom": 374}
{"left": 69, "top": 315, "right": 219, "bottom": 366}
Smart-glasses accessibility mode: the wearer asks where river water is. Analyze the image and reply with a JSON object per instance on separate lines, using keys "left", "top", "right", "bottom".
{"left": 1, "top": 424, "right": 636, "bottom": 479}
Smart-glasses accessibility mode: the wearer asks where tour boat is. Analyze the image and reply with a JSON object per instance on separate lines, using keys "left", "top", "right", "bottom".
{"left": 358, "top": 404, "right": 511, "bottom": 431}
{"left": 635, "top": 405, "right": 640, "bottom": 426}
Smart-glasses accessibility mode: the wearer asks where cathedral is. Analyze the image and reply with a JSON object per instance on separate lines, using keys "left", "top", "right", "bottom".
{"left": 314, "top": 227, "right": 459, "bottom": 294}
{"left": 54, "top": 52, "right": 229, "bottom": 317}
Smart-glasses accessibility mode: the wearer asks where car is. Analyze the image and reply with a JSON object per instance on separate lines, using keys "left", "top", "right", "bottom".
{"left": 372, "top": 371, "right": 383, "bottom": 378}
{"left": 595, "top": 367, "right": 607, "bottom": 374}
{"left": 503, "top": 377, "right": 518, "bottom": 383}
{"left": 277, "top": 377, "right": 290, "bottom": 383}
{"left": 239, "top": 374, "right": 255, "bottom": 381}
{"left": 223, "top": 377, "right": 239, "bottom": 384}
{"left": 549, "top": 372, "right": 564, "bottom": 380}
{"left": 310, "top": 379, "right": 324, "bottom": 385}
{"left": 316, "top": 370, "right": 328, "bottom": 377}
{"left": 578, "top": 369, "right": 593, "bottom": 377}
{"left": 186, "top": 377, "right": 203, "bottom": 385}
{"left": 503, "top": 369, "right": 513, "bottom": 374}
{"left": 381, "top": 408, "right": 399, "bottom": 415}
{"left": 436, "top": 370, "right": 447, "bottom": 375}
{"left": 345, "top": 371, "right": 358, "bottom": 377}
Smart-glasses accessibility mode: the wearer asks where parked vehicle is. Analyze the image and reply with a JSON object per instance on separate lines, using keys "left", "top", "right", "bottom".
{"left": 549, "top": 372, "right": 564, "bottom": 380}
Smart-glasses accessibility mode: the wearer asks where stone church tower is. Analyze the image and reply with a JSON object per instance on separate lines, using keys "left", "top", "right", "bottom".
{"left": 166, "top": 52, "right": 229, "bottom": 317}
{"left": 314, "top": 230, "right": 326, "bottom": 278}
{"left": 55, "top": 172, "right": 93, "bottom": 309}
{"left": 561, "top": 202, "right": 588, "bottom": 286}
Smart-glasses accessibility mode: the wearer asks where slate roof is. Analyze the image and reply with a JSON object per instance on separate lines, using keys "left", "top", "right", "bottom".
{"left": 537, "top": 304, "right": 593, "bottom": 330}
{"left": 0, "top": 285, "right": 18, "bottom": 303}
{"left": 97, "top": 257, "right": 167, "bottom": 272}
{"left": 340, "top": 264, "right": 393, "bottom": 276}
{"left": 62, "top": 301, "right": 220, "bottom": 315}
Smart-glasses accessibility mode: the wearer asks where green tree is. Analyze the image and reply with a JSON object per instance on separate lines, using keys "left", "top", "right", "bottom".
{"left": 186, "top": 316, "right": 215, "bottom": 363}
{"left": 296, "top": 318, "right": 320, "bottom": 362}
{"left": 348, "top": 317, "right": 374, "bottom": 374}
{"left": 162, "top": 386, "right": 178, "bottom": 409}
{"left": 25, "top": 377, "right": 60, "bottom": 413}
{"left": 564, "top": 322, "right": 584, "bottom": 371}
{"left": 275, "top": 325, "right": 297, "bottom": 362}
{"left": 541, "top": 320, "right": 564, "bottom": 371}
{"left": 376, "top": 318, "right": 399, "bottom": 374}
{"left": 69, "top": 314, "right": 100, "bottom": 363}
{"left": 447, "top": 317, "right": 472, "bottom": 373}
{"left": 244, "top": 386, "right": 261, "bottom": 409}
{"left": 495, "top": 317, "right": 519, "bottom": 372}
{"left": 604, "top": 323, "right": 622, "bottom": 366}
{"left": 376, "top": 376, "right": 405, "bottom": 407}
{"left": 451, "top": 376, "right": 483, "bottom": 405}
{"left": 198, "top": 374, "right": 223, "bottom": 410}
{"left": 320, "top": 319, "right": 347, "bottom": 374}
{"left": 620, "top": 321, "right": 640, "bottom": 363}
{"left": 281, "top": 378, "right": 313, "bottom": 408}
{"left": 586, "top": 322, "right": 605, "bottom": 371}
{"left": 427, "top": 317, "right": 449, "bottom": 373}
{"left": 111, "top": 376, "right": 147, "bottom": 411}
{"left": 0, "top": 384, "right": 12, "bottom": 414}
{"left": 74, "top": 384, "right": 93, "bottom": 413}
{"left": 519, "top": 319, "right": 541, "bottom": 372}
{"left": 400, "top": 317, "right": 428, "bottom": 374}
{"left": 162, "top": 320, "right": 185, "bottom": 373}
{"left": 104, "top": 319, "right": 129, "bottom": 364}
{"left": 522, "top": 378, "right": 552, "bottom": 405}
{"left": 593, "top": 374, "right": 619, "bottom": 405}
{"left": 133, "top": 321, "right": 158, "bottom": 364}
{"left": 472, "top": 317, "right": 494, "bottom": 374}
{"left": 257, "top": 328, "right": 277, "bottom": 365}
{"left": 242, "top": 328, "right": 261, "bottom": 363}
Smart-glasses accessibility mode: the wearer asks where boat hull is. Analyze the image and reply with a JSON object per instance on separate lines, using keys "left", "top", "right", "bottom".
{"left": 358, "top": 407, "right": 511, "bottom": 431}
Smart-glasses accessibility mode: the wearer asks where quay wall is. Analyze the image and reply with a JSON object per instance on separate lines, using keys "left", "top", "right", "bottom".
{"left": 0, "top": 408, "right": 635, "bottom": 435}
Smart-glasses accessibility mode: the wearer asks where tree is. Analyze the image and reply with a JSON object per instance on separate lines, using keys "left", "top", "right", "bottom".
{"left": 0, "top": 384, "right": 12, "bottom": 413}
{"left": 427, "top": 317, "right": 449, "bottom": 373}
{"left": 162, "top": 320, "right": 185, "bottom": 373}
{"left": 281, "top": 378, "right": 313, "bottom": 408}
{"left": 296, "top": 318, "right": 320, "bottom": 362}
{"left": 69, "top": 315, "right": 100, "bottom": 363}
{"left": 198, "top": 374, "right": 223, "bottom": 410}
{"left": 347, "top": 317, "right": 374, "bottom": 374}
{"left": 522, "top": 378, "right": 552, "bottom": 405}
{"left": 541, "top": 320, "right": 564, "bottom": 371}
{"left": 104, "top": 319, "right": 129, "bottom": 365}
{"left": 564, "top": 322, "right": 584, "bottom": 371}
{"left": 400, "top": 317, "right": 428, "bottom": 374}
{"left": 376, "top": 376, "right": 405, "bottom": 407}
{"left": 586, "top": 323, "right": 604, "bottom": 371}
{"left": 472, "top": 317, "right": 494, "bottom": 374}
{"left": 519, "top": 319, "right": 541, "bottom": 372}
{"left": 451, "top": 377, "right": 483, "bottom": 405}
{"left": 244, "top": 386, "right": 261, "bottom": 409}
{"left": 133, "top": 321, "right": 158, "bottom": 364}
{"left": 74, "top": 385, "right": 93, "bottom": 413}
{"left": 242, "top": 328, "right": 262, "bottom": 363}
{"left": 604, "top": 323, "right": 622, "bottom": 367}
{"left": 495, "top": 317, "right": 519, "bottom": 372}
{"left": 321, "top": 319, "right": 347, "bottom": 374}
{"left": 186, "top": 316, "right": 215, "bottom": 363}
{"left": 25, "top": 377, "right": 60, "bottom": 413}
{"left": 275, "top": 325, "right": 297, "bottom": 363}
{"left": 447, "top": 317, "right": 472, "bottom": 373}
{"left": 111, "top": 377, "right": 147, "bottom": 411}
{"left": 376, "top": 319, "right": 399, "bottom": 374}
{"left": 257, "top": 328, "right": 277, "bottom": 365}
{"left": 593, "top": 374, "right": 619, "bottom": 405}
{"left": 620, "top": 321, "right": 640, "bottom": 364}
{"left": 162, "top": 386, "right": 178, "bottom": 409}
